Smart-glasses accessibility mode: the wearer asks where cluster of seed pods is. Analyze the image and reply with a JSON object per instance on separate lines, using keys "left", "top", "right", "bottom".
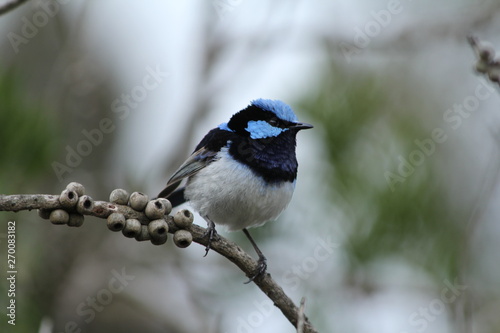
{"left": 39, "top": 182, "right": 195, "bottom": 248}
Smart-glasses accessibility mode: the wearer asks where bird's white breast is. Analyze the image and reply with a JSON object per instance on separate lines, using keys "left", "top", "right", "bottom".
{"left": 184, "top": 148, "right": 295, "bottom": 231}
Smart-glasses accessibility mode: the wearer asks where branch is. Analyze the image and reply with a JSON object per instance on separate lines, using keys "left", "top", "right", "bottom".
{"left": 0, "top": 0, "right": 30, "bottom": 16}
{"left": 0, "top": 184, "right": 318, "bottom": 333}
{"left": 468, "top": 35, "right": 500, "bottom": 86}
{"left": 297, "top": 297, "right": 306, "bottom": 333}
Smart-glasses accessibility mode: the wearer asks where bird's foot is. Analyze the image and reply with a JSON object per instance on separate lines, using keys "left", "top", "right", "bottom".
{"left": 244, "top": 255, "right": 267, "bottom": 284}
{"left": 202, "top": 220, "right": 218, "bottom": 257}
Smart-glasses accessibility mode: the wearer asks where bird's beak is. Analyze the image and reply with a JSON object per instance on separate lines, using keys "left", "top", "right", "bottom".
{"left": 291, "top": 122, "right": 313, "bottom": 130}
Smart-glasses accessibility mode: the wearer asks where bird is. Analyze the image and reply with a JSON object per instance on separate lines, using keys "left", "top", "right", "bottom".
{"left": 158, "top": 98, "right": 312, "bottom": 282}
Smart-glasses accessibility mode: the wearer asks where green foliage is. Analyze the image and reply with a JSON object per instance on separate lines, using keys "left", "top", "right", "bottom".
{"left": 0, "top": 70, "right": 59, "bottom": 193}
{"left": 300, "top": 63, "right": 465, "bottom": 282}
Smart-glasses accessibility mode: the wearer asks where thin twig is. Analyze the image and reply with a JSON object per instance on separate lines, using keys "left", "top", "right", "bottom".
{"left": 0, "top": 193, "right": 318, "bottom": 333}
{"left": 297, "top": 297, "right": 306, "bottom": 333}
{"left": 0, "top": 0, "right": 30, "bottom": 16}
{"left": 467, "top": 35, "right": 500, "bottom": 86}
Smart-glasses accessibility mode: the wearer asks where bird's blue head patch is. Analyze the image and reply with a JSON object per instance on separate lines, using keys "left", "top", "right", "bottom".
{"left": 250, "top": 99, "right": 298, "bottom": 123}
{"left": 218, "top": 122, "right": 233, "bottom": 132}
{"left": 245, "top": 120, "right": 286, "bottom": 139}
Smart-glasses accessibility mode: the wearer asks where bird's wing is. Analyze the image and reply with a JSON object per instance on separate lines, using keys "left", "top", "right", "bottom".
{"left": 157, "top": 146, "right": 219, "bottom": 198}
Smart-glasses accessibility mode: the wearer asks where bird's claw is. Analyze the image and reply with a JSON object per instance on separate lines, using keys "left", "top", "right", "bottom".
{"left": 244, "top": 256, "right": 267, "bottom": 284}
{"left": 203, "top": 224, "right": 218, "bottom": 257}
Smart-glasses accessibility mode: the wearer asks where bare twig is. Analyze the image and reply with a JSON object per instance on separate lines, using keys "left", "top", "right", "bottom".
{"left": 468, "top": 35, "right": 500, "bottom": 86}
{"left": 0, "top": 0, "right": 30, "bottom": 16}
{"left": 0, "top": 193, "right": 318, "bottom": 333}
{"left": 297, "top": 297, "right": 306, "bottom": 333}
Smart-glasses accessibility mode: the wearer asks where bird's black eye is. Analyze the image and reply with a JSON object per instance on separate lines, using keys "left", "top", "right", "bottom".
{"left": 268, "top": 118, "right": 279, "bottom": 126}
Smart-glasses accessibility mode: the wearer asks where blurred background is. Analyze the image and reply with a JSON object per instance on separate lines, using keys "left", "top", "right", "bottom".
{"left": 1, "top": 0, "right": 500, "bottom": 332}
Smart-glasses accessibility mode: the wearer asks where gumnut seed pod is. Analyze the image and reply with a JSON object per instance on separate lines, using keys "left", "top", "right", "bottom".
{"left": 38, "top": 208, "right": 51, "bottom": 220}
{"left": 157, "top": 198, "right": 172, "bottom": 215}
{"left": 109, "top": 189, "right": 130, "bottom": 205}
{"left": 135, "top": 225, "right": 151, "bottom": 241}
{"left": 129, "top": 192, "right": 148, "bottom": 211}
{"left": 122, "top": 219, "right": 142, "bottom": 238}
{"left": 76, "top": 195, "right": 94, "bottom": 214}
{"left": 66, "top": 182, "right": 85, "bottom": 196}
{"left": 173, "top": 230, "right": 193, "bottom": 248}
{"left": 173, "top": 209, "right": 194, "bottom": 229}
{"left": 107, "top": 213, "right": 126, "bottom": 232}
{"left": 50, "top": 209, "right": 69, "bottom": 225}
{"left": 60, "top": 189, "right": 79, "bottom": 208}
{"left": 145, "top": 199, "right": 167, "bottom": 220}
{"left": 68, "top": 214, "right": 85, "bottom": 227}
{"left": 148, "top": 219, "right": 168, "bottom": 245}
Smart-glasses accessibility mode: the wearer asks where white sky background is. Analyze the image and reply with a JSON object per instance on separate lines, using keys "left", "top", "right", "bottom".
{"left": 2, "top": 0, "right": 500, "bottom": 332}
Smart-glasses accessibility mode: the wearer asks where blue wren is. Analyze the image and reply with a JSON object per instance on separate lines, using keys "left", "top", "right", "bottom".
{"left": 158, "top": 99, "right": 312, "bottom": 282}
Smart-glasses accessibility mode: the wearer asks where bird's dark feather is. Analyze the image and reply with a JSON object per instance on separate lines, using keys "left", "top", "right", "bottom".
{"left": 157, "top": 129, "right": 234, "bottom": 199}
{"left": 229, "top": 131, "right": 299, "bottom": 183}
{"left": 166, "top": 187, "right": 186, "bottom": 207}
{"left": 158, "top": 125, "right": 300, "bottom": 203}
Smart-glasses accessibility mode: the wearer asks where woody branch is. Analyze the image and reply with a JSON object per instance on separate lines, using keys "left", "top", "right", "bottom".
{"left": 0, "top": 183, "right": 317, "bottom": 333}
